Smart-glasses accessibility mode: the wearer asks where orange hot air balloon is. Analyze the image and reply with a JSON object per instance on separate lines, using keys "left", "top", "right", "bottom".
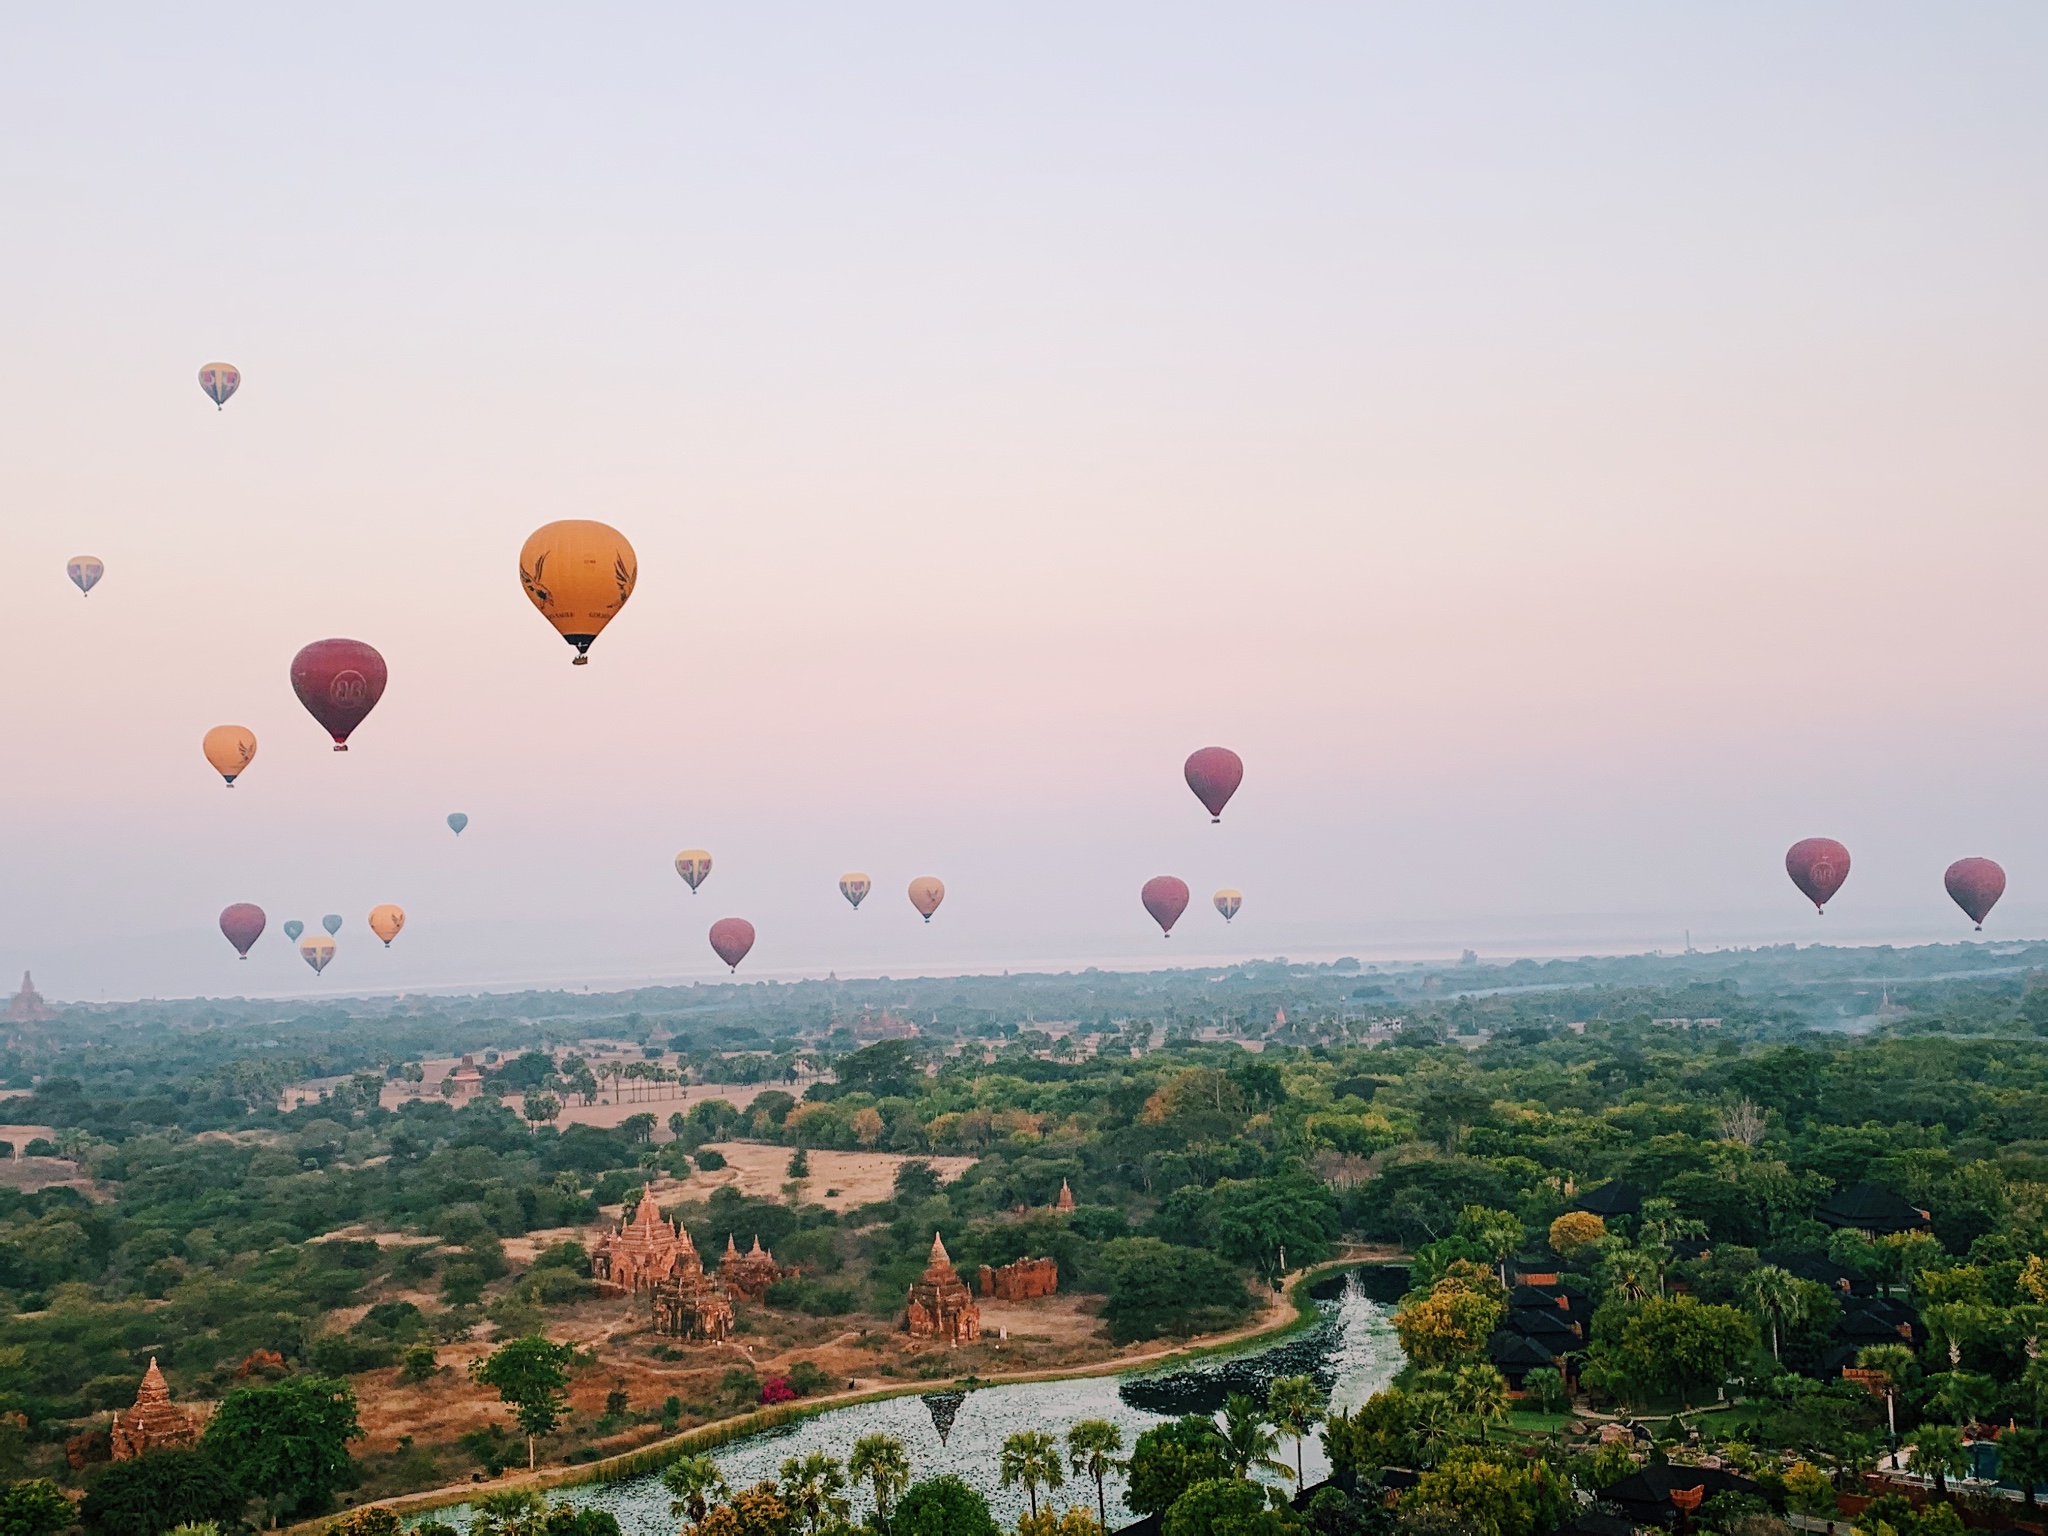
{"left": 675, "top": 850, "right": 713, "bottom": 893}
{"left": 839, "top": 873, "right": 871, "bottom": 910}
{"left": 198, "top": 362, "right": 240, "bottom": 409}
{"left": 908, "top": 876, "right": 945, "bottom": 923}
{"left": 519, "top": 520, "right": 637, "bottom": 664}
{"left": 202, "top": 725, "right": 258, "bottom": 787}
{"left": 299, "top": 932, "right": 336, "bottom": 974}
{"left": 368, "top": 905, "right": 406, "bottom": 947}
{"left": 709, "top": 917, "right": 755, "bottom": 972}
{"left": 1214, "top": 888, "right": 1242, "bottom": 922}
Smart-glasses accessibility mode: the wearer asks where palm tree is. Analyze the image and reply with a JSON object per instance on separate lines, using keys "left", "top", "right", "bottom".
{"left": 1858, "top": 1344, "right": 1920, "bottom": 1443}
{"left": 1066, "top": 1418, "right": 1126, "bottom": 1533}
{"left": 1409, "top": 1390, "right": 1460, "bottom": 1468}
{"left": 1741, "top": 1265, "right": 1805, "bottom": 1362}
{"left": 1219, "top": 1393, "right": 1294, "bottom": 1482}
{"left": 1267, "top": 1376, "right": 1326, "bottom": 1487}
{"left": 662, "top": 1454, "right": 728, "bottom": 1525}
{"left": 1909, "top": 1424, "right": 1970, "bottom": 1496}
{"left": 1451, "top": 1364, "right": 1510, "bottom": 1442}
{"left": 777, "top": 1451, "right": 850, "bottom": 1534}
{"left": 848, "top": 1433, "right": 911, "bottom": 1531}
{"left": 1000, "top": 1429, "right": 1066, "bottom": 1520}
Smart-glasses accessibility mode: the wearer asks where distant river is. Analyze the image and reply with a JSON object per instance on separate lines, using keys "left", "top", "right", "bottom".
{"left": 448, "top": 1267, "right": 1405, "bottom": 1533}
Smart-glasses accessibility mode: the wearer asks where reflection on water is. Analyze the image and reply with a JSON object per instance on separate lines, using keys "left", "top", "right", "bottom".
{"left": 431, "top": 1268, "right": 1404, "bottom": 1533}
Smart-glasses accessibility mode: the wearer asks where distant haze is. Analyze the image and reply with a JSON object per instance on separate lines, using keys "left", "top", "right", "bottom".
{"left": 5, "top": 6, "right": 2047, "bottom": 1001}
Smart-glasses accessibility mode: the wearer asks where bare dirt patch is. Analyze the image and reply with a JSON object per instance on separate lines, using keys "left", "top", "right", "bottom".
{"left": 684, "top": 1143, "right": 976, "bottom": 1213}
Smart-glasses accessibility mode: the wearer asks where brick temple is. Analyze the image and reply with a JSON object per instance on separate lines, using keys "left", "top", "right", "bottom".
{"left": 649, "top": 1228, "right": 735, "bottom": 1342}
{"left": 1055, "top": 1179, "right": 1075, "bottom": 1213}
{"left": 717, "top": 1235, "right": 786, "bottom": 1302}
{"left": 978, "top": 1256, "right": 1058, "bottom": 1301}
{"left": 592, "top": 1194, "right": 687, "bottom": 1294}
{"left": 905, "top": 1233, "right": 980, "bottom": 1344}
{"left": 110, "top": 1359, "right": 195, "bottom": 1460}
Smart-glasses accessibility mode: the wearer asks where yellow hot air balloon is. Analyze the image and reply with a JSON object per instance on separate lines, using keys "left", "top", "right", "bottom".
{"left": 675, "top": 850, "right": 713, "bottom": 893}
{"left": 202, "top": 725, "right": 258, "bottom": 787}
{"left": 1214, "top": 888, "right": 1242, "bottom": 922}
{"left": 369, "top": 905, "right": 406, "bottom": 947}
{"left": 299, "top": 933, "right": 336, "bottom": 974}
{"left": 520, "top": 520, "right": 637, "bottom": 664}
{"left": 839, "top": 873, "right": 871, "bottom": 910}
{"left": 908, "top": 876, "right": 945, "bottom": 923}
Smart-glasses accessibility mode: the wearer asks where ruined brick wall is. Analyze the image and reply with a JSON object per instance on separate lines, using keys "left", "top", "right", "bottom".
{"left": 977, "top": 1256, "right": 1058, "bottom": 1301}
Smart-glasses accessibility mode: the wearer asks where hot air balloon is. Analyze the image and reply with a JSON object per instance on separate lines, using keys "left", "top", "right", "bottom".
{"left": 839, "top": 873, "right": 871, "bottom": 910}
{"left": 1785, "top": 838, "right": 1851, "bottom": 913}
{"left": 67, "top": 557, "right": 103, "bottom": 596}
{"left": 709, "top": 917, "right": 755, "bottom": 972}
{"left": 283, "top": 920, "right": 304, "bottom": 942}
{"left": 675, "top": 850, "right": 712, "bottom": 893}
{"left": 300, "top": 933, "right": 336, "bottom": 974}
{"left": 198, "top": 362, "right": 240, "bottom": 409}
{"left": 1143, "top": 876, "right": 1191, "bottom": 937}
{"left": 290, "top": 639, "right": 387, "bottom": 751}
{"left": 908, "top": 876, "right": 945, "bottom": 923}
{"left": 322, "top": 913, "right": 343, "bottom": 936}
{"left": 1214, "top": 888, "right": 1242, "bottom": 922}
{"left": 368, "top": 905, "right": 406, "bottom": 947}
{"left": 1945, "top": 858, "right": 2006, "bottom": 931}
{"left": 519, "top": 521, "right": 638, "bottom": 664}
{"left": 202, "top": 725, "right": 257, "bottom": 787}
{"left": 1185, "top": 747, "right": 1244, "bottom": 823}
{"left": 447, "top": 813, "right": 468, "bottom": 836}
{"left": 219, "top": 903, "right": 266, "bottom": 958}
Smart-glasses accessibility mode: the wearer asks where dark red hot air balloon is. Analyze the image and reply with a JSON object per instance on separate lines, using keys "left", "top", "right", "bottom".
{"left": 709, "top": 917, "right": 755, "bottom": 972}
{"left": 291, "top": 639, "right": 387, "bottom": 751}
{"left": 219, "top": 902, "right": 266, "bottom": 958}
{"left": 1142, "top": 876, "right": 1191, "bottom": 937}
{"left": 1785, "top": 838, "right": 1851, "bottom": 913}
{"left": 1184, "top": 747, "right": 1243, "bottom": 823}
{"left": 1945, "top": 857, "right": 2006, "bottom": 931}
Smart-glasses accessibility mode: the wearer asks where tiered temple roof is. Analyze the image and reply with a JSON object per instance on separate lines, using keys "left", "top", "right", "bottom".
{"left": 110, "top": 1359, "right": 195, "bottom": 1460}
{"left": 650, "top": 1224, "right": 735, "bottom": 1342}
{"left": 719, "top": 1234, "right": 785, "bottom": 1302}
{"left": 592, "top": 1194, "right": 687, "bottom": 1294}
{"left": 905, "top": 1232, "right": 980, "bottom": 1344}
{"left": 1055, "top": 1179, "right": 1076, "bottom": 1213}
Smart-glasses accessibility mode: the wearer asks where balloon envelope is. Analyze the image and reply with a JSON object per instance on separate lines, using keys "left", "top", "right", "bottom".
{"left": 283, "top": 920, "right": 304, "bottom": 942}
{"left": 1785, "top": 838, "right": 1852, "bottom": 912}
{"left": 299, "top": 933, "right": 336, "bottom": 974}
{"left": 908, "top": 876, "right": 945, "bottom": 922}
{"left": 369, "top": 905, "right": 406, "bottom": 947}
{"left": 202, "top": 725, "right": 257, "bottom": 787}
{"left": 839, "top": 873, "right": 871, "bottom": 910}
{"left": 1945, "top": 857, "right": 2006, "bottom": 930}
{"left": 1143, "top": 876, "right": 1191, "bottom": 936}
{"left": 519, "top": 520, "right": 638, "bottom": 663}
{"left": 1214, "top": 888, "right": 1242, "bottom": 922}
{"left": 198, "top": 362, "right": 240, "bottom": 408}
{"left": 322, "top": 913, "right": 343, "bottom": 936}
{"left": 291, "top": 638, "right": 388, "bottom": 751}
{"left": 67, "top": 556, "right": 103, "bottom": 596}
{"left": 447, "top": 813, "right": 468, "bottom": 836}
{"left": 219, "top": 902, "right": 266, "bottom": 958}
{"left": 1184, "top": 747, "right": 1244, "bottom": 822}
{"left": 675, "top": 850, "right": 713, "bottom": 892}
{"left": 709, "top": 917, "right": 755, "bottom": 972}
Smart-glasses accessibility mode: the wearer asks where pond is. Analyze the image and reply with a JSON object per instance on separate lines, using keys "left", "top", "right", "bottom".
{"left": 436, "top": 1266, "right": 1404, "bottom": 1532}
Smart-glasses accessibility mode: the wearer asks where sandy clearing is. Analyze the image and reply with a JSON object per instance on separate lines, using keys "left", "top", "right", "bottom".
{"left": 678, "top": 1143, "right": 977, "bottom": 1213}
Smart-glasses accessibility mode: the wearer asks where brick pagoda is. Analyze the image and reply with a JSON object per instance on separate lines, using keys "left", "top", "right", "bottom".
{"left": 718, "top": 1235, "right": 786, "bottom": 1302}
{"left": 649, "top": 1227, "right": 734, "bottom": 1343}
{"left": 110, "top": 1359, "right": 195, "bottom": 1460}
{"left": 592, "top": 1194, "right": 686, "bottom": 1294}
{"left": 905, "top": 1233, "right": 980, "bottom": 1344}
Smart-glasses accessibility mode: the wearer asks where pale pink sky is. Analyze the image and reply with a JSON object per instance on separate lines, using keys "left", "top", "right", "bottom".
{"left": 5, "top": 6, "right": 2047, "bottom": 998}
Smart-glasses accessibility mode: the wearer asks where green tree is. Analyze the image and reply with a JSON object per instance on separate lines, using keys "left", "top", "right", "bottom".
{"left": 1126, "top": 1418, "right": 1231, "bottom": 1518}
{"left": 892, "top": 1476, "right": 999, "bottom": 1536}
{"left": 1613, "top": 1296, "right": 1757, "bottom": 1405}
{"left": 78, "top": 1451, "right": 244, "bottom": 1536}
{"left": 848, "top": 1435, "right": 910, "bottom": 1531}
{"left": 1403, "top": 1449, "right": 1572, "bottom": 1536}
{"left": 1454, "top": 1207, "right": 1526, "bottom": 1286}
{"left": 1909, "top": 1425, "right": 1969, "bottom": 1496}
{"left": 1323, "top": 1392, "right": 1416, "bottom": 1476}
{"left": 1739, "top": 1265, "right": 1805, "bottom": 1362}
{"left": 663, "top": 1454, "right": 730, "bottom": 1525}
{"left": 1928, "top": 1371, "right": 1999, "bottom": 1426}
{"left": 1065, "top": 1419, "right": 1126, "bottom": 1533}
{"left": 1099, "top": 1238, "right": 1255, "bottom": 1343}
{"left": 1857, "top": 1344, "right": 1920, "bottom": 1441}
{"left": 1209, "top": 1173, "right": 1342, "bottom": 1282}
{"left": 468, "top": 1335, "right": 578, "bottom": 1470}
{"left": 523, "top": 1092, "right": 562, "bottom": 1125}
{"left": 1520, "top": 1368, "right": 1570, "bottom": 1415}
{"left": 1780, "top": 1462, "right": 1837, "bottom": 1518}
{"left": 400, "top": 1345, "right": 437, "bottom": 1384}
{"left": 1267, "top": 1376, "right": 1326, "bottom": 1488}
{"left": 1162, "top": 1478, "right": 1305, "bottom": 1536}
{"left": 1001, "top": 1430, "right": 1065, "bottom": 1521}
{"left": 776, "top": 1452, "right": 848, "bottom": 1534}
{"left": 0, "top": 1480, "right": 75, "bottom": 1536}
{"left": 1451, "top": 1365, "right": 1509, "bottom": 1441}
{"left": 1996, "top": 1426, "right": 2048, "bottom": 1510}
{"left": 1219, "top": 1394, "right": 1292, "bottom": 1482}
{"left": 692, "top": 1484, "right": 793, "bottom": 1536}
{"left": 201, "top": 1376, "right": 362, "bottom": 1519}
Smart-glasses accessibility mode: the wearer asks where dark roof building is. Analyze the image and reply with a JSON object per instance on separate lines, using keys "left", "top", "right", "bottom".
{"left": 1762, "top": 1249, "right": 1873, "bottom": 1297}
{"left": 1815, "top": 1182, "right": 1932, "bottom": 1236}
{"left": 1599, "top": 1466, "right": 1762, "bottom": 1528}
{"left": 1575, "top": 1181, "right": 1644, "bottom": 1219}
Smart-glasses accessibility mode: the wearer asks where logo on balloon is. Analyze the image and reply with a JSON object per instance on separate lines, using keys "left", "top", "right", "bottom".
{"left": 329, "top": 671, "right": 368, "bottom": 707}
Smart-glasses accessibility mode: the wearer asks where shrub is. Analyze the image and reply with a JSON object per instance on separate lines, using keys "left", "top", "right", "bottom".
{"left": 757, "top": 1377, "right": 796, "bottom": 1405}
{"left": 78, "top": 1450, "right": 244, "bottom": 1536}
{"left": 695, "top": 1150, "right": 727, "bottom": 1172}
{"left": 893, "top": 1475, "right": 999, "bottom": 1536}
{"left": 399, "top": 1346, "right": 437, "bottom": 1384}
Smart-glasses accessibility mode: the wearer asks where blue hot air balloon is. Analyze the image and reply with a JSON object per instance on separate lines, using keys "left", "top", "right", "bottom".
{"left": 448, "top": 812, "right": 468, "bottom": 836}
{"left": 283, "top": 920, "right": 304, "bottom": 942}
{"left": 322, "top": 913, "right": 343, "bottom": 936}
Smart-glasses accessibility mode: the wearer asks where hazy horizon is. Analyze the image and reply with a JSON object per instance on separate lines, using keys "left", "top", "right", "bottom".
{"left": 8, "top": 6, "right": 2047, "bottom": 1003}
